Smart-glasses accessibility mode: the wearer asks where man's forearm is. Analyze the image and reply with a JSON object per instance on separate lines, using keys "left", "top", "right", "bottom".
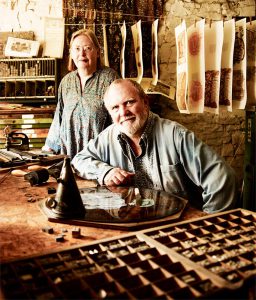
{"left": 72, "top": 155, "right": 113, "bottom": 184}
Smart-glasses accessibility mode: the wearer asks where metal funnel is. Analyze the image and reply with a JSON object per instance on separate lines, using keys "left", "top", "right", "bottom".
{"left": 45, "top": 157, "right": 86, "bottom": 219}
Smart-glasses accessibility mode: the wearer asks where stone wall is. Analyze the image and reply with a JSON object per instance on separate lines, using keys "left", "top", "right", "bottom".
{"left": 156, "top": 0, "right": 256, "bottom": 186}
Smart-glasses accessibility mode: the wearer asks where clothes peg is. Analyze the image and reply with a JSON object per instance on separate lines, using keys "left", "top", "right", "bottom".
{"left": 88, "top": 9, "right": 92, "bottom": 20}
{"left": 101, "top": 10, "right": 106, "bottom": 22}
{"left": 73, "top": 7, "right": 77, "bottom": 18}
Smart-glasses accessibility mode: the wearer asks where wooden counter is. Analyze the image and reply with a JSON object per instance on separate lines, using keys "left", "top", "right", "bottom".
{"left": 0, "top": 168, "right": 206, "bottom": 263}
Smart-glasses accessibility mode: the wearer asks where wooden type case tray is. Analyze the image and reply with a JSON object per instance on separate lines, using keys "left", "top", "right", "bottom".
{"left": 1, "top": 208, "right": 255, "bottom": 299}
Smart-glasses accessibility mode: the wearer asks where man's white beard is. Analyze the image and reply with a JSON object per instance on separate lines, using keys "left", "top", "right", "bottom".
{"left": 119, "top": 112, "right": 148, "bottom": 137}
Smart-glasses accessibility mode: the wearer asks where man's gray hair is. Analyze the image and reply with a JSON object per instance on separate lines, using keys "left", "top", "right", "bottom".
{"left": 104, "top": 79, "right": 148, "bottom": 104}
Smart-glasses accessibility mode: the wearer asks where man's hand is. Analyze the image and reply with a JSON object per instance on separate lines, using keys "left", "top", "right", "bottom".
{"left": 103, "top": 168, "right": 135, "bottom": 186}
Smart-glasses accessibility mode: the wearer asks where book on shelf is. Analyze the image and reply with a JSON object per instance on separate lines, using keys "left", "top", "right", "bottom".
{"left": 0, "top": 118, "right": 53, "bottom": 125}
{"left": 0, "top": 103, "right": 56, "bottom": 112}
{"left": 0, "top": 113, "right": 53, "bottom": 119}
{"left": 28, "top": 142, "right": 45, "bottom": 149}
{"left": 0, "top": 123, "right": 51, "bottom": 129}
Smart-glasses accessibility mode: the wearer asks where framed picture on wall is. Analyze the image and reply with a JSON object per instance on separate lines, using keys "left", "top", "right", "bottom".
{"left": 4, "top": 37, "right": 40, "bottom": 57}
{"left": 0, "top": 31, "right": 34, "bottom": 58}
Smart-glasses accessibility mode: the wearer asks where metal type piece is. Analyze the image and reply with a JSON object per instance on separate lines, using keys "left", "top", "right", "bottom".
{"left": 45, "top": 157, "right": 86, "bottom": 219}
{"left": 55, "top": 235, "right": 65, "bottom": 242}
{"left": 42, "top": 226, "right": 54, "bottom": 234}
{"left": 71, "top": 227, "right": 81, "bottom": 238}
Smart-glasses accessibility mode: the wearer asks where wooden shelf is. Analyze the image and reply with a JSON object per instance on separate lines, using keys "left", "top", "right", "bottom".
{"left": 0, "top": 58, "right": 58, "bottom": 104}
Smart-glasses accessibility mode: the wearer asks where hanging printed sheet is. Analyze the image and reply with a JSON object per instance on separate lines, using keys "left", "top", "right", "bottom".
{"left": 141, "top": 21, "right": 153, "bottom": 79}
{"left": 124, "top": 23, "right": 137, "bottom": 78}
{"left": 204, "top": 20, "right": 223, "bottom": 114}
{"left": 232, "top": 18, "right": 247, "bottom": 109}
{"left": 103, "top": 22, "right": 110, "bottom": 67}
{"left": 187, "top": 19, "right": 205, "bottom": 113}
{"left": 151, "top": 19, "right": 159, "bottom": 86}
{"left": 219, "top": 19, "right": 235, "bottom": 112}
{"left": 246, "top": 19, "right": 256, "bottom": 106}
{"left": 120, "top": 21, "right": 126, "bottom": 79}
{"left": 131, "top": 20, "right": 143, "bottom": 83}
{"left": 175, "top": 20, "right": 189, "bottom": 113}
{"left": 93, "top": 13, "right": 104, "bottom": 65}
{"left": 106, "top": 21, "right": 122, "bottom": 76}
{"left": 42, "top": 17, "right": 65, "bottom": 58}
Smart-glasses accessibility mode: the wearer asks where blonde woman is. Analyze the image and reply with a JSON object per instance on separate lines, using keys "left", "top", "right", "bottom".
{"left": 43, "top": 29, "right": 119, "bottom": 159}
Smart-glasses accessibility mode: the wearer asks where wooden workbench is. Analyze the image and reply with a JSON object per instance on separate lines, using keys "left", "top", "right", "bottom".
{"left": 0, "top": 168, "right": 206, "bottom": 263}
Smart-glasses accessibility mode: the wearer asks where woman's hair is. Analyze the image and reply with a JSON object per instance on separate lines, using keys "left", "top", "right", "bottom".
{"left": 67, "top": 29, "right": 103, "bottom": 71}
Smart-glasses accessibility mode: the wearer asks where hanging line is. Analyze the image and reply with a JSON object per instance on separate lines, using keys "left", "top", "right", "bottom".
{"left": 64, "top": 8, "right": 256, "bottom": 27}
{"left": 180, "top": 15, "right": 256, "bottom": 25}
{"left": 63, "top": 7, "right": 164, "bottom": 20}
{"left": 64, "top": 20, "right": 157, "bottom": 27}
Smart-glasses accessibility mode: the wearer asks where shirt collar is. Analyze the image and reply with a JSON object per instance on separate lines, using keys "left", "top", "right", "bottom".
{"left": 75, "top": 69, "right": 94, "bottom": 82}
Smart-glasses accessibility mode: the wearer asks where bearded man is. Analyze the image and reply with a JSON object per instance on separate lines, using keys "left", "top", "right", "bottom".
{"left": 72, "top": 79, "right": 238, "bottom": 213}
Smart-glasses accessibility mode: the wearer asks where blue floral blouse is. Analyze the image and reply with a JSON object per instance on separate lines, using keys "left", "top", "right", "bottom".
{"left": 45, "top": 67, "right": 119, "bottom": 159}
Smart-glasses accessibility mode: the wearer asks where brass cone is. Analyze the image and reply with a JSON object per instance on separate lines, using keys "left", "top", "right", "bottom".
{"left": 46, "top": 157, "right": 86, "bottom": 219}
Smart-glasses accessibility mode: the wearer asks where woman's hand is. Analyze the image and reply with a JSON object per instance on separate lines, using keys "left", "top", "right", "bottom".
{"left": 41, "top": 145, "right": 54, "bottom": 153}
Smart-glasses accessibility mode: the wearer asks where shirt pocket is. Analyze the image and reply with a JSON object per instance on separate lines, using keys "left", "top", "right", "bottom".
{"left": 160, "top": 163, "right": 187, "bottom": 195}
